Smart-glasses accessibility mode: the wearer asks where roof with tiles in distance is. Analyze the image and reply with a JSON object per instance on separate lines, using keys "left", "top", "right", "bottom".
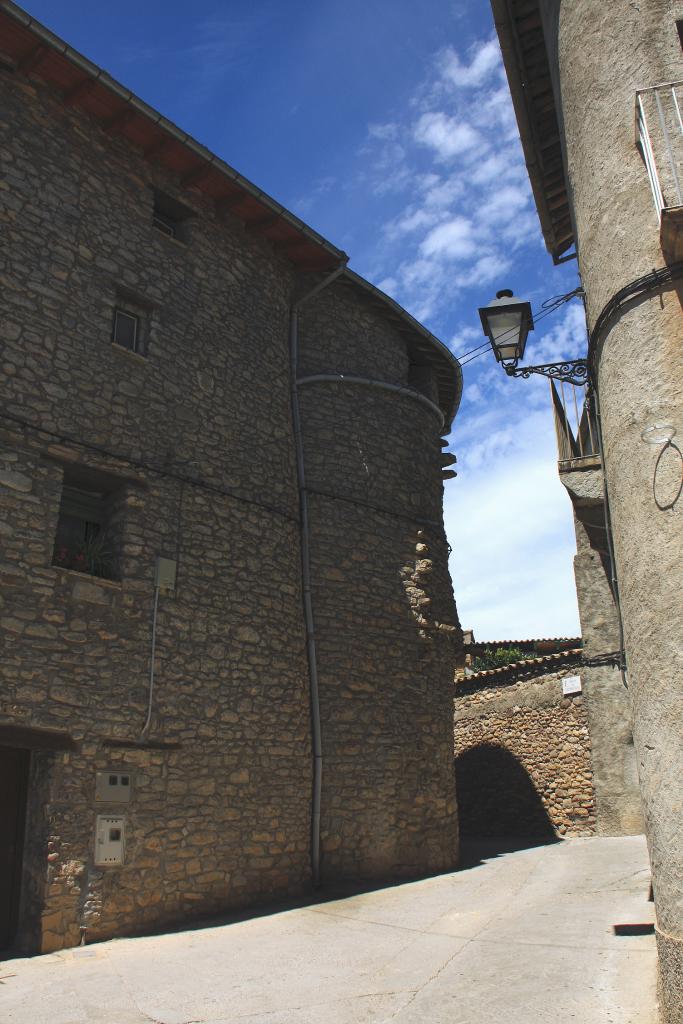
{"left": 0, "top": 1, "right": 463, "bottom": 426}
{"left": 464, "top": 637, "right": 582, "bottom": 654}
{"left": 455, "top": 647, "right": 583, "bottom": 692}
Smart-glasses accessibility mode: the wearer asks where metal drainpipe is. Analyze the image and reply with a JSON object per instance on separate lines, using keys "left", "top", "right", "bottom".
{"left": 590, "top": 385, "right": 629, "bottom": 689}
{"left": 140, "top": 583, "right": 161, "bottom": 737}
{"left": 290, "top": 261, "right": 348, "bottom": 887}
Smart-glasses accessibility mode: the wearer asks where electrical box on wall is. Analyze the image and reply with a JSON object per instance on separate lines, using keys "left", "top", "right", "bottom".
{"left": 155, "top": 556, "right": 177, "bottom": 590}
{"left": 95, "top": 770, "right": 132, "bottom": 803}
{"left": 95, "top": 815, "right": 125, "bottom": 866}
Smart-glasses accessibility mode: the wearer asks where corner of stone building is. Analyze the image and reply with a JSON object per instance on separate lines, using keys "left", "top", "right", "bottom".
{"left": 656, "top": 928, "right": 683, "bottom": 1024}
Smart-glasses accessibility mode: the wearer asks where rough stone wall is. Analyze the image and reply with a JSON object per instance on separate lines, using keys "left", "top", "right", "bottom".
{"left": 542, "top": 3, "right": 683, "bottom": 1017}
{"left": 454, "top": 669, "right": 596, "bottom": 838}
{"left": 566, "top": 492, "right": 643, "bottom": 836}
{"left": 299, "top": 285, "right": 462, "bottom": 880}
{"left": 0, "top": 66, "right": 463, "bottom": 952}
{"left": 0, "top": 69, "right": 311, "bottom": 950}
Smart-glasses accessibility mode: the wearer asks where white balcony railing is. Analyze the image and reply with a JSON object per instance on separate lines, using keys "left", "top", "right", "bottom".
{"left": 550, "top": 380, "right": 599, "bottom": 467}
{"left": 636, "top": 82, "right": 683, "bottom": 219}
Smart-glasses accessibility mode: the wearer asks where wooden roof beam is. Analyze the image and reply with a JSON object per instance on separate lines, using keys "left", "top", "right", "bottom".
{"left": 245, "top": 214, "right": 281, "bottom": 233}
{"left": 216, "top": 193, "right": 247, "bottom": 212}
{"left": 181, "top": 162, "right": 213, "bottom": 189}
{"left": 103, "top": 107, "right": 136, "bottom": 137}
{"left": 144, "top": 136, "right": 176, "bottom": 161}
{"left": 272, "top": 235, "right": 304, "bottom": 251}
{"left": 18, "top": 43, "right": 48, "bottom": 74}
{"left": 63, "top": 77, "right": 97, "bottom": 108}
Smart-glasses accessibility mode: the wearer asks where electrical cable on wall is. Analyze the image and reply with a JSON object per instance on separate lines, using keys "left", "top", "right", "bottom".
{"left": 140, "top": 583, "right": 161, "bottom": 737}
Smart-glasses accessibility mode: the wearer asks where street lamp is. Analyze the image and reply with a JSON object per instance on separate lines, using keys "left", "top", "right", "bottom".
{"left": 478, "top": 287, "right": 589, "bottom": 386}
{"left": 478, "top": 289, "right": 533, "bottom": 364}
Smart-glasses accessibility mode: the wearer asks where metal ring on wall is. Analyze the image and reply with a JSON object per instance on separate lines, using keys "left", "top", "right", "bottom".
{"left": 653, "top": 440, "right": 683, "bottom": 511}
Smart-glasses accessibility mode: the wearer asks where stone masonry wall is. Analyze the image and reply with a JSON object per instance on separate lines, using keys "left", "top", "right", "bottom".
{"left": 454, "top": 668, "right": 596, "bottom": 838}
{"left": 300, "top": 285, "right": 462, "bottom": 880}
{"left": 542, "top": 4, "right": 683, "bottom": 1017}
{"left": 564, "top": 486, "right": 644, "bottom": 837}
{"left": 1, "top": 69, "right": 311, "bottom": 950}
{"left": 0, "top": 64, "right": 463, "bottom": 950}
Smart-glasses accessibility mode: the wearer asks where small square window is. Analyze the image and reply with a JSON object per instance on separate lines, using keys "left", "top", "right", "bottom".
{"left": 112, "top": 309, "right": 139, "bottom": 352}
{"left": 152, "top": 210, "right": 177, "bottom": 238}
{"left": 152, "top": 189, "right": 193, "bottom": 244}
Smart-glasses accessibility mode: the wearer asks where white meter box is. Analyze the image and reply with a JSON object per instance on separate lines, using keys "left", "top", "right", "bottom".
{"left": 95, "top": 815, "right": 126, "bottom": 866}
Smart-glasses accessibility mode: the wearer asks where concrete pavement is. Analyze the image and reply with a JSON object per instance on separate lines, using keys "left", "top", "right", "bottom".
{"left": 1, "top": 836, "right": 657, "bottom": 1023}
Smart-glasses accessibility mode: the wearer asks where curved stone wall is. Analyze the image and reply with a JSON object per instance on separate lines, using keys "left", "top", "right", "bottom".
{"left": 299, "top": 284, "right": 462, "bottom": 880}
{"left": 547, "top": 3, "right": 683, "bottom": 1016}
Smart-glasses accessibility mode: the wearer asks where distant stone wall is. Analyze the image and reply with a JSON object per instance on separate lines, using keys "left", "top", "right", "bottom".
{"left": 454, "top": 668, "right": 596, "bottom": 838}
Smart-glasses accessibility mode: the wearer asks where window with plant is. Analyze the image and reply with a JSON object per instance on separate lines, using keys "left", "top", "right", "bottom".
{"left": 52, "top": 477, "right": 118, "bottom": 580}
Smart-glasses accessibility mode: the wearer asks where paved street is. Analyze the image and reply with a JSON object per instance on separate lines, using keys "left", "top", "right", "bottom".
{"left": 2, "top": 836, "right": 656, "bottom": 1024}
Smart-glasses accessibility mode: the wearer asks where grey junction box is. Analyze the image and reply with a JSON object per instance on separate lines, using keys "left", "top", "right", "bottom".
{"left": 96, "top": 770, "right": 133, "bottom": 803}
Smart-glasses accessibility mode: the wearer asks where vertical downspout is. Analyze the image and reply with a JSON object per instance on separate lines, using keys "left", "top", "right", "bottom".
{"left": 289, "top": 261, "right": 348, "bottom": 886}
{"left": 591, "top": 384, "right": 629, "bottom": 688}
{"left": 584, "top": 294, "right": 629, "bottom": 689}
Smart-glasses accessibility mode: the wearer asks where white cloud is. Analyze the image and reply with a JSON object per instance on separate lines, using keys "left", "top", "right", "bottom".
{"left": 376, "top": 275, "right": 398, "bottom": 294}
{"left": 344, "top": 26, "right": 583, "bottom": 641}
{"left": 481, "top": 85, "right": 520, "bottom": 136}
{"left": 420, "top": 216, "right": 475, "bottom": 259}
{"left": 478, "top": 183, "right": 530, "bottom": 227}
{"left": 390, "top": 208, "right": 440, "bottom": 236}
{"left": 414, "top": 111, "right": 483, "bottom": 160}
{"left": 454, "top": 252, "right": 512, "bottom": 288}
{"left": 367, "top": 122, "right": 399, "bottom": 140}
{"left": 439, "top": 39, "right": 501, "bottom": 88}
{"left": 446, "top": 407, "right": 580, "bottom": 640}
{"left": 525, "top": 300, "right": 587, "bottom": 365}
{"left": 421, "top": 174, "right": 465, "bottom": 208}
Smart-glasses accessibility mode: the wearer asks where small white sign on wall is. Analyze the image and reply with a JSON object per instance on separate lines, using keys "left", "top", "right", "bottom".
{"left": 562, "top": 675, "right": 582, "bottom": 696}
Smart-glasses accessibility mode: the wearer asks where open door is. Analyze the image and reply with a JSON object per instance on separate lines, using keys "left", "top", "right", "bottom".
{"left": 0, "top": 746, "right": 30, "bottom": 949}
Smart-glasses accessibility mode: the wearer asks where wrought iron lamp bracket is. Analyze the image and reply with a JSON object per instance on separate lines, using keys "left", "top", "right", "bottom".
{"left": 503, "top": 358, "right": 589, "bottom": 387}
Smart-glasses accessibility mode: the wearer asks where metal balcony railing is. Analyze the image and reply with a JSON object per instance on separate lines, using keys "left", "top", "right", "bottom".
{"left": 550, "top": 380, "right": 600, "bottom": 467}
{"left": 636, "top": 82, "right": 683, "bottom": 219}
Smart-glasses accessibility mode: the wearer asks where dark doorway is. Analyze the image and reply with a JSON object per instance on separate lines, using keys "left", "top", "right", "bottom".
{"left": 455, "top": 744, "right": 557, "bottom": 842}
{"left": 0, "top": 746, "right": 30, "bottom": 948}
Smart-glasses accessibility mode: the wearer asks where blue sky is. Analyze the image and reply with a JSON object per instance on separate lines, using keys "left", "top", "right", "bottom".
{"left": 30, "top": 0, "right": 585, "bottom": 640}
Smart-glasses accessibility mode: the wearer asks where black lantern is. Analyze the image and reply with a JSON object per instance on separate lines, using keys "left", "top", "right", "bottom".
{"left": 476, "top": 286, "right": 589, "bottom": 386}
{"left": 478, "top": 288, "right": 533, "bottom": 365}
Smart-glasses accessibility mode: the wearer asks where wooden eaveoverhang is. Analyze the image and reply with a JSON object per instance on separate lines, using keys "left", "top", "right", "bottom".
{"left": 491, "top": 0, "right": 574, "bottom": 263}
{"left": 0, "top": 1, "right": 346, "bottom": 273}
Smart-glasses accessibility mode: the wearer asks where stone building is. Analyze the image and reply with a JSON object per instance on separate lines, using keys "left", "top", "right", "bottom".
{"left": 551, "top": 391, "right": 644, "bottom": 836}
{"left": 455, "top": 646, "right": 597, "bottom": 840}
{"left": 491, "top": 2, "right": 683, "bottom": 1018}
{"left": 0, "top": 3, "right": 463, "bottom": 953}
